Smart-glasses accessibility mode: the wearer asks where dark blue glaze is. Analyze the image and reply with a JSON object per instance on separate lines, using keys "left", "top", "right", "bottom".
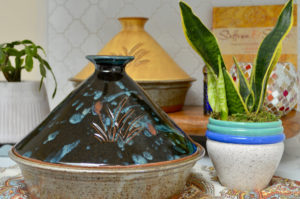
{"left": 206, "top": 130, "right": 285, "bottom": 144}
{"left": 15, "top": 56, "right": 197, "bottom": 166}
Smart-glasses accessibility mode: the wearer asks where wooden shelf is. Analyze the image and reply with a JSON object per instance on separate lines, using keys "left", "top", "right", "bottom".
{"left": 168, "top": 106, "right": 300, "bottom": 139}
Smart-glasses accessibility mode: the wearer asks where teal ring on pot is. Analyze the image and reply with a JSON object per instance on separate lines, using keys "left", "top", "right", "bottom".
{"left": 206, "top": 130, "right": 285, "bottom": 144}
{"left": 207, "top": 118, "right": 283, "bottom": 137}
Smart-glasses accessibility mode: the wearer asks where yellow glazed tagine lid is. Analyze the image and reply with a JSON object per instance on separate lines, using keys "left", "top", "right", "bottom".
{"left": 71, "top": 17, "right": 192, "bottom": 82}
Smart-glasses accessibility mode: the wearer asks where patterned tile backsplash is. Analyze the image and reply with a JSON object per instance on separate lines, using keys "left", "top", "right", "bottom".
{"left": 46, "top": 0, "right": 300, "bottom": 111}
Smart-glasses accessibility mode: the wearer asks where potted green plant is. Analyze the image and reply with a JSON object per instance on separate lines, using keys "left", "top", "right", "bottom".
{"left": 0, "top": 40, "right": 57, "bottom": 143}
{"left": 180, "top": 0, "right": 293, "bottom": 190}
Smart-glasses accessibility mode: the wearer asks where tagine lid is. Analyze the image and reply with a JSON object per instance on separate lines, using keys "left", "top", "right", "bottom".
{"left": 14, "top": 55, "right": 200, "bottom": 166}
{"left": 70, "top": 17, "right": 193, "bottom": 83}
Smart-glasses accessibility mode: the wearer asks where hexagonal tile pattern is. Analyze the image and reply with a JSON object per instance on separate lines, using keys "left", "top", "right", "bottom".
{"left": 81, "top": 34, "right": 103, "bottom": 55}
{"left": 65, "top": 0, "right": 90, "bottom": 18}
{"left": 49, "top": 6, "right": 73, "bottom": 33}
{"left": 64, "top": 21, "right": 89, "bottom": 47}
{"left": 48, "top": 34, "right": 72, "bottom": 61}
{"left": 81, "top": 5, "right": 106, "bottom": 33}
{"left": 133, "top": 0, "right": 161, "bottom": 17}
{"left": 97, "top": 18, "right": 121, "bottom": 44}
{"left": 98, "top": 0, "right": 125, "bottom": 17}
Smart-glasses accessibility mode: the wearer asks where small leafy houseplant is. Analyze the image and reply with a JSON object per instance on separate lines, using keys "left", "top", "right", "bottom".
{"left": 0, "top": 40, "right": 57, "bottom": 97}
{"left": 180, "top": 0, "right": 293, "bottom": 190}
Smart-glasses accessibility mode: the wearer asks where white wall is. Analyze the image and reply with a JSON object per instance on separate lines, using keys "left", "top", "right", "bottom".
{"left": 0, "top": 0, "right": 47, "bottom": 81}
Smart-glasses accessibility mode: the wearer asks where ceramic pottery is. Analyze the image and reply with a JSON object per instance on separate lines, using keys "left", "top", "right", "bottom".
{"left": 206, "top": 118, "right": 284, "bottom": 190}
{"left": 230, "top": 62, "right": 299, "bottom": 116}
{"left": 10, "top": 55, "right": 204, "bottom": 199}
{"left": 70, "top": 17, "right": 195, "bottom": 112}
{"left": 0, "top": 81, "right": 50, "bottom": 143}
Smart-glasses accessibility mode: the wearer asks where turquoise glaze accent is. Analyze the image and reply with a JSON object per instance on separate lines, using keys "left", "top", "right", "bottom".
{"left": 15, "top": 56, "right": 197, "bottom": 166}
{"left": 207, "top": 118, "right": 283, "bottom": 136}
{"left": 206, "top": 117, "right": 285, "bottom": 144}
{"left": 43, "top": 131, "right": 60, "bottom": 144}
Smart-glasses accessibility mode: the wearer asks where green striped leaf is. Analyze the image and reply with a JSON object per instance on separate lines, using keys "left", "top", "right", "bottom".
{"left": 180, "top": 1, "right": 247, "bottom": 114}
{"left": 251, "top": 0, "right": 293, "bottom": 113}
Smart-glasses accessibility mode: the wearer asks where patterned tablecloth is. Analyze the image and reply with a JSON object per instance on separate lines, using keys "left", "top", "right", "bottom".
{"left": 1, "top": 163, "right": 300, "bottom": 199}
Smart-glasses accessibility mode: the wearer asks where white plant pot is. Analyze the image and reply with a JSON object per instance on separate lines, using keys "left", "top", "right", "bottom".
{"left": 0, "top": 81, "right": 50, "bottom": 143}
{"left": 207, "top": 139, "right": 284, "bottom": 190}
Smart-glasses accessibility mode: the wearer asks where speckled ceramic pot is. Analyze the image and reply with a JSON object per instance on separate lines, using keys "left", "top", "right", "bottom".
{"left": 10, "top": 56, "right": 205, "bottom": 199}
{"left": 206, "top": 118, "right": 285, "bottom": 191}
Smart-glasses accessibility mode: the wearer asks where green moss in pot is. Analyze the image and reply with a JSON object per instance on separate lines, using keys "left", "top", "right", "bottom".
{"left": 180, "top": 0, "right": 293, "bottom": 190}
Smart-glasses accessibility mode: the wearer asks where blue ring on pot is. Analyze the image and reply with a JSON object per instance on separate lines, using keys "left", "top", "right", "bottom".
{"left": 206, "top": 130, "right": 285, "bottom": 144}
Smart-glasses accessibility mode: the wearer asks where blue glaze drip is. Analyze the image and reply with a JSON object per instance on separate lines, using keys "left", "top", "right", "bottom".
{"left": 144, "top": 130, "right": 152, "bottom": 137}
{"left": 174, "top": 155, "right": 180, "bottom": 160}
{"left": 83, "top": 92, "right": 93, "bottom": 96}
{"left": 72, "top": 100, "right": 80, "bottom": 106}
{"left": 132, "top": 154, "right": 147, "bottom": 165}
{"left": 104, "top": 91, "right": 137, "bottom": 102}
{"left": 154, "top": 117, "right": 159, "bottom": 122}
{"left": 76, "top": 102, "right": 84, "bottom": 111}
{"left": 167, "top": 154, "right": 174, "bottom": 161}
{"left": 116, "top": 81, "right": 125, "bottom": 89}
{"left": 82, "top": 108, "right": 90, "bottom": 116}
{"left": 86, "top": 146, "right": 91, "bottom": 150}
{"left": 173, "top": 146, "right": 186, "bottom": 154}
{"left": 118, "top": 140, "right": 125, "bottom": 151}
{"left": 143, "top": 151, "right": 153, "bottom": 160}
{"left": 23, "top": 151, "right": 32, "bottom": 158}
{"left": 117, "top": 151, "right": 123, "bottom": 159}
{"left": 111, "top": 101, "right": 117, "bottom": 106}
{"left": 43, "top": 131, "right": 60, "bottom": 144}
{"left": 121, "top": 105, "right": 139, "bottom": 114}
{"left": 127, "top": 140, "right": 134, "bottom": 146}
{"left": 93, "top": 91, "right": 103, "bottom": 100}
{"left": 46, "top": 140, "right": 80, "bottom": 163}
{"left": 69, "top": 113, "right": 84, "bottom": 124}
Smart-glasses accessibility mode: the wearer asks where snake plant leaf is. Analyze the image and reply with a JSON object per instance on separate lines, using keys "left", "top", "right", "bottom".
{"left": 251, "top": 0, "right": 293, "bottom": 113}
{"left": 223, "top": 70, "right": 249, "bottom": 114}
{"left": 180, "top": 1, "right": 248, "bottom": 115}
{"left": 179, "top": 1, "right": 225, "bottom": 75}
{"left": 233, "top": 57, "right": 252, "bottom": 103}
{"left": 217, "top": 56, "right": 228, "bottom": 120}
{"left": 207, "top": 64, "right": 218, "bottom": 112}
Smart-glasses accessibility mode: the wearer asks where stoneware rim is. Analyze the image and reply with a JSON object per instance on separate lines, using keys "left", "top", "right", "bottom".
{"left": 10, "top": 144, "right": 204, "bottom": 173}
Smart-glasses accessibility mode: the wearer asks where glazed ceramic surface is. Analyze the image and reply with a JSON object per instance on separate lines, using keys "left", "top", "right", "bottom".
{"left": 137, "top": 79, "right": 195, "bottom": 113}
{"left": 207, "top": 139, "right": 284, "bottom": 190}
{"left": 14, "top": 55, "right": 198, "bottom": 166}
{"left": 206, "top": 118, "right": 285, "bottom": 190}
{"left": 206, "top": 118, "right": 285, "bottom": 144}
{"left": 71, "top": 17, "right": 192, "bottom": 82}
{"left": 11, "top": 55, "right": 204, "bottom": 199}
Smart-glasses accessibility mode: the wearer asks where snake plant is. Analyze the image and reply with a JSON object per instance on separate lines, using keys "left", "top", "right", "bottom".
{"left": 180, "top": 0, "right": 294, "bottom": 120}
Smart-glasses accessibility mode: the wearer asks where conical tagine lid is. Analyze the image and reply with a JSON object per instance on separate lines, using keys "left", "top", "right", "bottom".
{"left": 71, "top": 17, "right": 192, "bottom": 83}
{"left": 14, "top": 56, "right": 199, "bottom": 166}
